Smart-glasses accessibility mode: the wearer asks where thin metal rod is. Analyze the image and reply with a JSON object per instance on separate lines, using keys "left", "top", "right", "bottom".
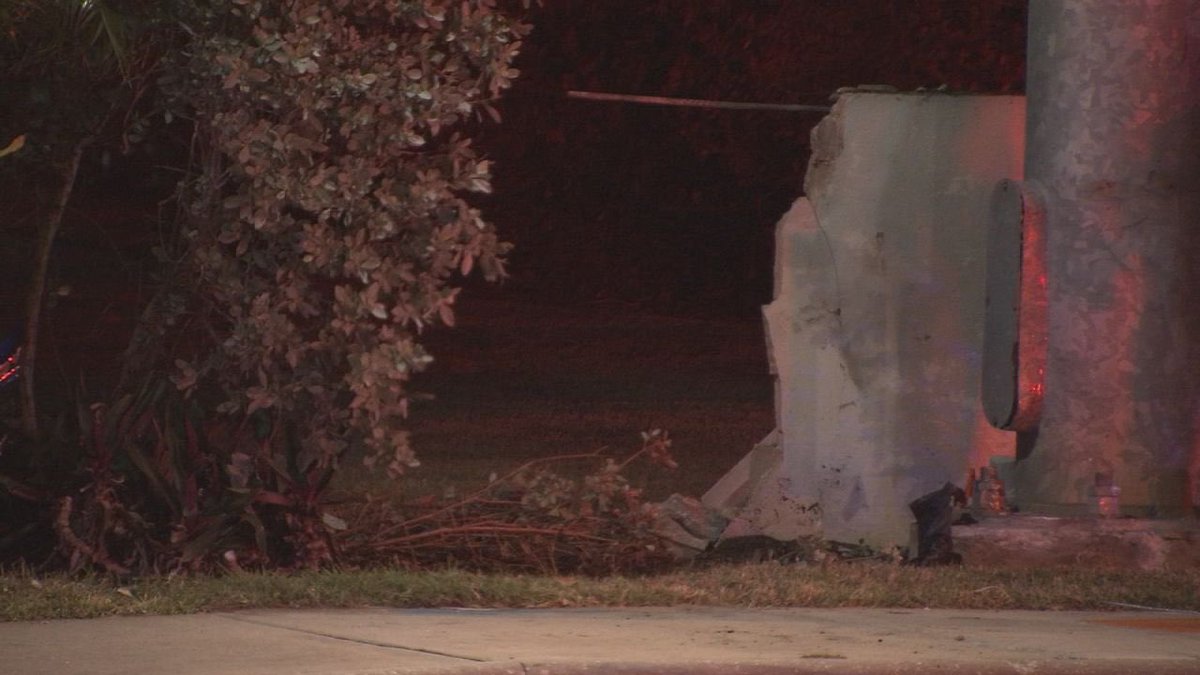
{"left": 567, "top": 90, "right": 830, "bottom": 113}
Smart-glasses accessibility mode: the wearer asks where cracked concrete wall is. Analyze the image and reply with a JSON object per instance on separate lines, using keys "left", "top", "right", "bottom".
{"left": 720, "top": 92, "right": 1025, "bottom": 548}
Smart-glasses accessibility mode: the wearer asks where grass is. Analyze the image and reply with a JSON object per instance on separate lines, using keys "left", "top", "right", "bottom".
{"left": 3, "top": 563, "right": 1198, "bottom": 622}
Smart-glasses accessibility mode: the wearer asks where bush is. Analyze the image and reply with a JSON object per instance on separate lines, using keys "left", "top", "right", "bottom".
{"left": 159, "top": 0, "right": 528, "bottom": 477}
{"left": 3, "top": 0, "right": 532, "bottom": 574}
{"left": 53, "top": 382, "right": 363, "bottom": 574}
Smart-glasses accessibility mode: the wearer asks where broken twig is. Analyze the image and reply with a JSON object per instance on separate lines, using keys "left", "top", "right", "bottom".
{"left": 567, "top": 90, "right": 830, "bottom": 113}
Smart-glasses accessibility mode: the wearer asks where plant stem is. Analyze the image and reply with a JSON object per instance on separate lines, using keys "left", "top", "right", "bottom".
{"left": 21, "top": 139, "right": 89, "bottom": 439}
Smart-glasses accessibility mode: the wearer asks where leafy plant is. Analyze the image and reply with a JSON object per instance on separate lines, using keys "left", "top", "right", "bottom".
{"left": 53, "top": 381, "right": 357, "bottom": 575}
{"left": 3, "top": 0, "right": 531, "bottom": 576}
{"left": 156, "top": 0, "right": 528, "bottom": 483}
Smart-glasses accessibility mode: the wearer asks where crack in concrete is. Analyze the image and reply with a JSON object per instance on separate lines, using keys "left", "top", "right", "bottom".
{"left": 217, "top": 613, "right": 488, "bottom": 663}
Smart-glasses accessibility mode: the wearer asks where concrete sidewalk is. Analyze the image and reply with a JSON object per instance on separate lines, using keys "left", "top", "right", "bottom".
{"left": 3, "top": 607, "right": 1199, "bottom": 674}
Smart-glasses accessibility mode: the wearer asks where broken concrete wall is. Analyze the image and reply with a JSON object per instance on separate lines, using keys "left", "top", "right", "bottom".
{"left": 708, "top": 92, "right": 1024, "bottom": 549}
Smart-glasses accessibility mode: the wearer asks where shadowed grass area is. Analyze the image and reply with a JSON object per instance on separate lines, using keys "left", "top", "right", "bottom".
{"left": 339, "top": 291, "right": 776, "bottom": 503}
{"left": 3, "top": 563, "right": 1198, "bottom": 622}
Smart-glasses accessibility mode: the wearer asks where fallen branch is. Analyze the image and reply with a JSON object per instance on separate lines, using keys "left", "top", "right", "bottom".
{"left": 373, "top": 450, "right": 604, "bottom": 537}
{"left": 567, "top": 90, "right": 831, "bottom": 113}
{"left": 371, "top": 524, "right": 614, "bottom": 550}
{"left": 337, "top": 434, "right": 679, "bottom": 574}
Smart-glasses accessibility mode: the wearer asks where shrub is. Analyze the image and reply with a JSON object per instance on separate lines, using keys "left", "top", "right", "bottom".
{"left": 27, "top": 0, "right": 532, "bottom": 574}
{"left": 54, "top": 383, "right": 352, "bottom": 574}
{"left": 159, "top": 0, "right": 527, "bottom": 477}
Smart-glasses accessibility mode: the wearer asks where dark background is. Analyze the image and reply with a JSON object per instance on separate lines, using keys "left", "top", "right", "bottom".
{"left": 475, "top": 0, "right": 1026, "bottom": 316}
{"left": 1, "top": 0, "right": 1027, "bottom": 391}
{"left": 0, "top": 0, "right": 1030, "bottom": 509}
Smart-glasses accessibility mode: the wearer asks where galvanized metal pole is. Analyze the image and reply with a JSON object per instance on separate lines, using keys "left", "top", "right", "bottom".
{"left": 1014, "top": 0, "right": 1200, "bottom": 516}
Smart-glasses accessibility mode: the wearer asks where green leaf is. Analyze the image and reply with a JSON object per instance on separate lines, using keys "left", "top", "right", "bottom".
{"left": 0, "top": 135, "right": 26, "bottom": 158}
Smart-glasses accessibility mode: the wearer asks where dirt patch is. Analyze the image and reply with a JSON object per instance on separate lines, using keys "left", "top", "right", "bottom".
{"left": 1092, "top": 617, "right": 1200, "bottom": 634}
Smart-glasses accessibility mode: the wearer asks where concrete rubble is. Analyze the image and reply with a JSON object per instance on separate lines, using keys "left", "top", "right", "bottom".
{"left": 651, "top": 493, "right": 729, "bottom": 559}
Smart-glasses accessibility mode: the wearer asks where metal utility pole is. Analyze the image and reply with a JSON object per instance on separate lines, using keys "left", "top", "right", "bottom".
{"left": 1010, "top": 0, "right": 1200, "bottom": 516}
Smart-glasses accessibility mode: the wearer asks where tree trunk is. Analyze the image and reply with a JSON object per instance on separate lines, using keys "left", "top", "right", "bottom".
{"left": 20, "top": 140, "right": 88, "bottom": 439}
